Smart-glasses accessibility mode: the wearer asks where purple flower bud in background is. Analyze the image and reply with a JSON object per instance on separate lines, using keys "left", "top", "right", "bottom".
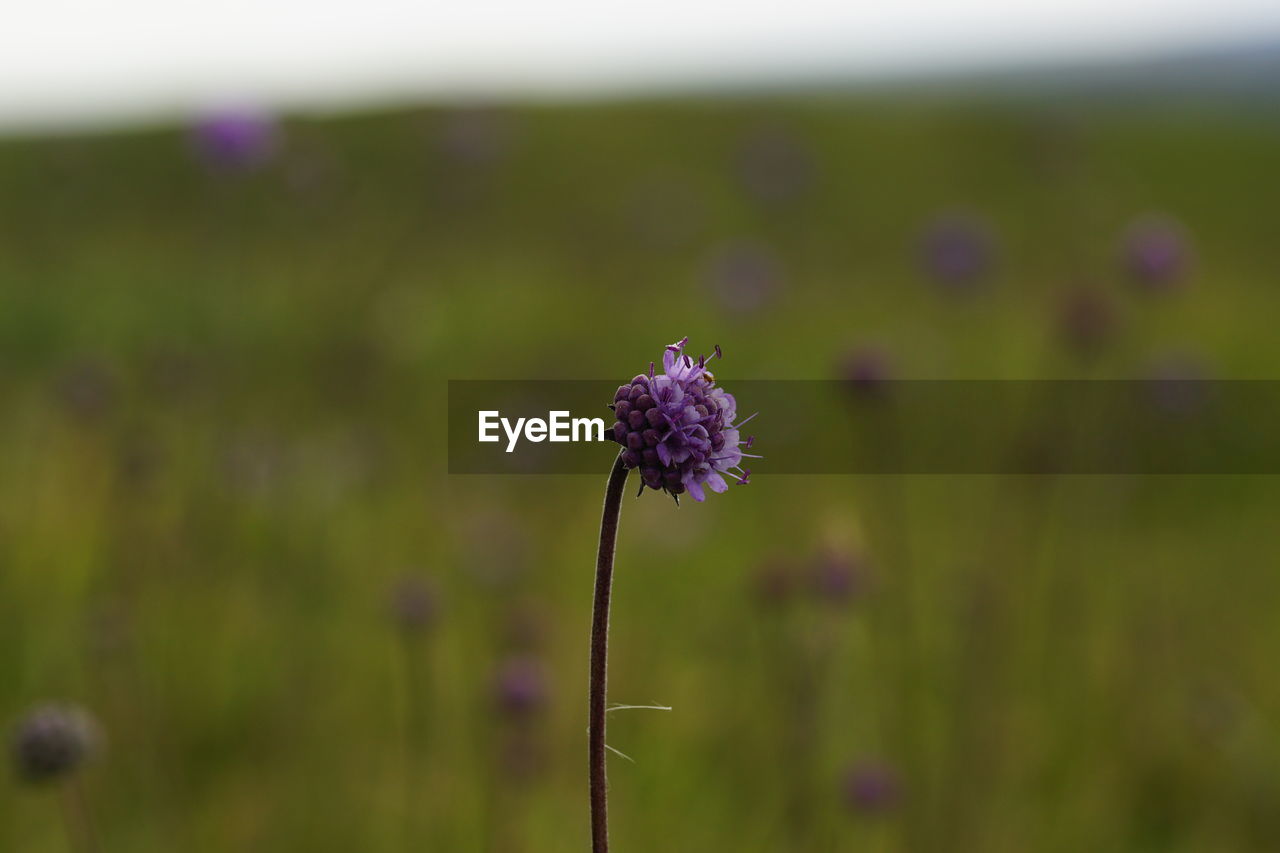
{"left": 1056, "top": 286, "right": 1117, "bottom": 357}
{"left": 115, "top": 427, "right": 165, "bottom": 489}
{"left": 437, "top": 107, "right": 513, "bottom": 165}
{"left": 219, "top": 430, "right": 285, "bottom": 499}
{"left": 918, "top": 213, "right": 996, "bottom": 290}
{"left": 55, "top": 358, "right": 116, "bottom": 422}
{"left": 502, "top": 603, "right": 549, "bottom": 653}
{"left": 704, "top": 243, "right": 784, "bottom": 315}
{"left": 283, "top": 142, "right": 342, "bottom": 197}
{"left": 190, "top": 108, "right": 280, "bottom": 171}
{"left": 751, "top": 559, "right": 797, "bottom": 608}
{"left": 388, "top": 574, "right": 439, "bottom": 634}
{"left": 1024, "top": 113, "right": 1083, "bottom": 181}
{"left": 809, "top": 549, "right": 866, "bottom": 605}
{"left": 493, "top": 657, "right": 548, "bottom": 717}
{"left": 10, "top": 704, "right": 101, "bottom": 784}
{"left": 735, "top": 125, "right": 813, "bottom": 205}
{"left": 1122, "top": 215, "right": 1191, "bottom": 292}
{"left": 842, "top": 760, "right": 902, "bottom": 815}
{"left": 1187, "top": 683, "right": 1244, "bottom": 745}
{"left": 626, "top": 179, "right": 705, "bottom": 249}
{"left": 839, "top": 346, "right": 893, "bottom": 398}
{"left": 1145, "top": 353, "right": 1212, "bottom": 417}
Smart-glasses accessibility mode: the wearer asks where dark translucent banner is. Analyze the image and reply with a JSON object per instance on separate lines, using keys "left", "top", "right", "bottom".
{"left": 448, "top": 380, "right": 1280, "bottom": 474}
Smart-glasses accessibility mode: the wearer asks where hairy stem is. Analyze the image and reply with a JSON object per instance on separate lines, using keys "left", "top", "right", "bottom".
{"left": 590, "top": 452, "right": 629, "bottom": 853}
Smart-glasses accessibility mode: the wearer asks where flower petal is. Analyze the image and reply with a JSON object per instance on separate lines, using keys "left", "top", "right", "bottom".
{"left": 685, "top": 477, "right": 706, "bottom": 502}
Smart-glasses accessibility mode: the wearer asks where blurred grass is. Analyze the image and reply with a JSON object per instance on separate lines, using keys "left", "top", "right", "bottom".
{"left": 1, "top": 97, "right": 1279, "bottom": 852}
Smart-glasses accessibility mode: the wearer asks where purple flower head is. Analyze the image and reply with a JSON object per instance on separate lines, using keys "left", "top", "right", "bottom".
{"left": 1145, "top": 353, "right": 1212, "bottom": 417}
{"left": 56, "top": 358, "right": 116, "bottom": 422}
{"left": 388, "top": 575, "right": 439, "bottom": 634}
{"left": 1123, "top": 216, "right": 1191, "bottom": 292}
{"left": 809, "top": 549, "right": 865, "bottom": 605}
{"left": 704, "top": 242, "right": 783, "bottom": 315}
{"left": 437, "top": 107, "right": 513, "bottom": 165}
{"left": 502, "top": 603, "right": 549, "bottom": 652}
{"left": 11, "top": 704, "right": 101, "bottom": 784}
{"left": 751, "top": 559, "right": 797, "bottom": 608}
{"left": 842, "top": 759, "right": 902, "bottom": 815}
{"left": 191, "top": 108, "right": 280, "bottom": 171}
{"left": 839, "top": 346, "right": 893, "bottom": 398}
{"left": 610, "top": 338, "right": 757, "bottom": 503}
{"left": 736, "top": 125, "right": 813, "bottom": 205}
{"left": 1056, "top": 286, "right": 1117, "bottom": 357}
{"left": 493, "top": 656, "right": 548, "bottom": 717}
{"left": 919, "top": 214, "right": 996, "bottom": 290}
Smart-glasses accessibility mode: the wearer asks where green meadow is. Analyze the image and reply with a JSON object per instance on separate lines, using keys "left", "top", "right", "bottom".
{"left": 2, "top": 98, "right": 1279, "bottom": 851}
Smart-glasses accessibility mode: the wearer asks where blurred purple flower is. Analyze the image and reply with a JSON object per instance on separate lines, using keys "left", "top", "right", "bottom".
{"left": 626, "top": 179, "right": 705, "bottom": 249}
{"left": 839, "top": 346, "right": 893, "bottom": 398}
{"left": 283, "top": 143, "right": 342, "bottom": 197}
{"left": 502, "top": 603, "right": 549, "bottom": 652}
{"left": 1187, "top": 683, "right": 1244, "bottom": 744}
{"left": 220, "top": 430, "right": 286, "bottom": 498}
{"left": 11, "top": 704, "right": 101, "bottom": 784}
{"left": 704, "top": 242, "right": 784, "bottom": 315}
{"left": 493, "top": 657, "right": 548, "bottom": 717}
{"left": 1123, "top": 216, "right": 1191, "bottom": 292}
{"left": 809, "top": 549, "right": 866, "bottom": 605}
{"left": 736, "top": 125, "right": 813, "bottom": 205}
{"left": 1056, "top": 286, "right": 1117, "bottom": 357}
{"left": 389, "top": 575, "right": 439, "bottom": 634}
{"left": 115, "top": 427, "right": 165, "bottom": 489}
{"left": 1145, "top": 353, "right": 1212, "bottom": 416}
{"left": 437, "top": 107, "right": 513, "bottom": 165}
{"left": 842, "top": 759, "right": 902, "bottom": 815}
{"left": 751, "top": 559, "right": 797, "bottom": 608}
{"left": 918, "top": 214, "right": 996, "bottom": 290}
{"left": 55, "top": 359, "right": 116, "bottom": 422}
{"left": 191, "top": 108, "right": 280, "bottom": 171}
{"left": 1025, "top": 114, "right": 1083, "bottom": 181}
{"left": 460, "top": 509, "right": 529, "bottom": 587}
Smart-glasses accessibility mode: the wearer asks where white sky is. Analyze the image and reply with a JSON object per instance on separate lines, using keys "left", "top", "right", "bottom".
{"left": 3, "top": 0, "right": 1280, "bottom": 130}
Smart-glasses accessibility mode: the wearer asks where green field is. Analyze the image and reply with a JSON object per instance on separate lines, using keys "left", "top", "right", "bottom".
{"left": 2, "top": 98, "right": 1279, "bottom": 851}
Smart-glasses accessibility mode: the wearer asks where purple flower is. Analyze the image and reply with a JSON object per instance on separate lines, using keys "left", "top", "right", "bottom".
{"left": 919, "top": 214, "right": 996, "bottom": 290}
{"left": 55, "top": 358, "right": 116, "bottom": 422}
{"left": 839, "top": 346, "right": 893, "bottom": 397}
{"left": 10, "top": 704, "right": 100, "bottom": 784}
{"left": 1123, "top": 216, "right": 1191, "bottom": 291}
{"left": 735, "top": 125, "right": 813, "bottom": 205}
{"left": 493, "top": 657, "right": 548, "bottom": 717}
{"left": 704, "top": 242, "right": 784, "bottom": 315}
{"left": 1145, "top": 353, "right": 1212, "bottom": 416}
{"left": 1056, "top": 286, "right": 1117, "bottom": 356}
{"left": 627, "top": 179, "right": 705, "bottom": 249}
{"left": 501, "top": 604, "right": 549, "bottom": 652}
{"left": 809, "top": 549, "right": 865, "bottom": 604}
{"left": 388, "top": 575, "right": 439, "bottom": 634}
{"left": 437, "top": 107, "right": 512, "bottom": 165}
{"left": 751, "top": 559, "right": 797, "bottom": 607}
{"left": 842, "top": 760, "right": 902, "bottom": 814}
{"left": 190, "top": 108, "right": 280, "bottom": 170}
{"left": 610, "top": 338, "right": 756, "bottom": 502}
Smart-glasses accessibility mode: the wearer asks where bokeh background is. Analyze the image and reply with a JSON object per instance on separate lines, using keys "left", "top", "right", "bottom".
{"left": 4, "top": 5, "right": 1280, "bottom": 851}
